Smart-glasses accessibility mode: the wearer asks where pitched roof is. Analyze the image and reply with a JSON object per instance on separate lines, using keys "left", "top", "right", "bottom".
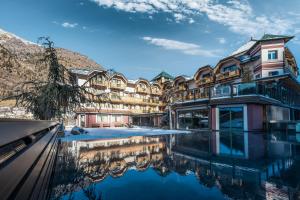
{"left": 151, "top": 71, "right": 174, "bottom": 81}
{"left": 259, "top": 34, "right": 293, "bottom": 42}
{"left": 231, "top": 40, "right": 256, "bottom": 56}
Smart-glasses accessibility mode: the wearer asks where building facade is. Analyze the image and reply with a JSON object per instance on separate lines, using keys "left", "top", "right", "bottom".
{"left": 72, "top": 34, "right": 300, "bottom": 131}
{"left": 170, "top": 34, "right": 300, "bottom": 132}
{"left": 71, "top": 69, "right": 173, "bottom": 128}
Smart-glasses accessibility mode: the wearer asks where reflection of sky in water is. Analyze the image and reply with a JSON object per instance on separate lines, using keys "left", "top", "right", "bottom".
{"left": 62, "top": 168, "right": 226, "bottom": 200}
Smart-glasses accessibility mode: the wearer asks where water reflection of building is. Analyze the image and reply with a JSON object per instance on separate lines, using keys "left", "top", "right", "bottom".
{"left": 170, "top": 133, "right": 299, "bottom": 200}
{"left": 69, "top": 136, "right": 166, "bottom": 182}
{"left": 52, "top": 134, "right": 299, "bottom": 200}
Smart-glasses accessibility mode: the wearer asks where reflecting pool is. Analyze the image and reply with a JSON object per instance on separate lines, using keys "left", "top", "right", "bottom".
{"left": 50, "top": 131, "right": 300, "bottom": 200}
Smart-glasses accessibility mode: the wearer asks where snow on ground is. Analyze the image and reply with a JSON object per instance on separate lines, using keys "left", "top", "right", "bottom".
{"left": 63, "top": 127, "right": 191, "bottom": 141}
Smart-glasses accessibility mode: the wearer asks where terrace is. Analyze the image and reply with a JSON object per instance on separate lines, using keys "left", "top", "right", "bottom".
{"left": 197, "top": 77, "right": 214, "bottom": 86}
{"left": 215, "top": 69, "right": 240, "bottom": 81}
{"left": 110, "top": 82, "right": 126, "bottom": 90}
{"left": 173, "top": 80, "right": 300, "bottom": 108}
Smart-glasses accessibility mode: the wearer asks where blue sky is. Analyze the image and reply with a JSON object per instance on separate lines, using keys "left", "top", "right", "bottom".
{"left": 1, "top": 0, "right": 300, "bottom": 80}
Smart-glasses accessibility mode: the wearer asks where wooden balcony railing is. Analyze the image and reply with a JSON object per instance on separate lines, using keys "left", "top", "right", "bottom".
{"left": 216, "top": 69, "right": 240, "bottom": 81}
{"left": 110, "top": 83, "right": 126, "bottom": 90}
{"left": 151, "top": 90, "right": 162, "bottom": 95}
{"left": 197, "top": 77, "right": 213, "bottom": 85}
{"left": 136, "top": 87, "right": 150, "bottom": 94}
{"left": 90, "top": 81, "right": 108, "bottom": 88}
{"left": 177, "top": 85, "right": 186, "bottom": 91}
{"left": 110, "top": 96, "right": 161, "bottom": 106}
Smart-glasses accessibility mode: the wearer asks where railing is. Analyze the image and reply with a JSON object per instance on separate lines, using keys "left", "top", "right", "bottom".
{"left": 110, "top": 83, "right": 126, "bottom": 90}
{"left": 136, "top": 87, "right": 150, "bottom": 94}
{"left": 110, "top": 96, "right": 161, "bottom": 106}
{"left": 151, "top": 90, "right": 162, "bottom": 95}
{"left": 216, "top": 69, "right": 240, "bottom": 81}
{"left": 173, "top": 82, "right": 300, "bottom": 107}
{"left": 197, "top": 77, "right": 213, "bottom": 85}
{"left": 0, "top": 119, "right": 60, "bottom": 200}
{"left": 90, "top": 80, "right": 108, "bottom": 87}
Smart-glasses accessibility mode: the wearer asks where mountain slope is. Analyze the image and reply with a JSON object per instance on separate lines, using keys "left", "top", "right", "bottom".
{"left": 0, "top": 28, "right": 104, "bottom": 97}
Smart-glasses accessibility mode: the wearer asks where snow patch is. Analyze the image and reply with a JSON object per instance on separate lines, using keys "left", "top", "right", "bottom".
{"left": 231, "top": 40, "right": 256, "bottom": 56}
{"left": 0, "top": 28, "right": 37, "bottom": 45}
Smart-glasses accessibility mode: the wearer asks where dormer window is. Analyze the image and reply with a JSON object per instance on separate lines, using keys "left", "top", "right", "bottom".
{"left": 202, "top": 73, "right": 211, "bottom": 78}
{"left": 222, "top": 65, "right": 237, "bottom": 73}
{"left": 268, "top": 50, "right": 278, "bottom": 60}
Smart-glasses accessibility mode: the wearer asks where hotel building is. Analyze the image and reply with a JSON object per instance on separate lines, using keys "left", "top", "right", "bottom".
{"left": 71, "top": 69, "right": 173, "bottom": 128}
{"left": 171, "top": 34, "right": 300, "bottom": 132}
{"left": 72, "top": 34, "right": 300, "bottom": 131}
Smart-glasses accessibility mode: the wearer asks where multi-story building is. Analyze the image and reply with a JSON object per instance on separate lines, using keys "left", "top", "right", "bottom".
{"left": 171, "top": 34, "right": 300, "bottom": 132}
{"left": 72, "top": 34, "right": 300, "bottom": 131}
{"left": 71, "top": 69, "right": 173, "bottom": 128}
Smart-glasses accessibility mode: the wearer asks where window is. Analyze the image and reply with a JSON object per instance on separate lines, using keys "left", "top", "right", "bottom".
{"left": 268, "top": 71, "right": 279, "bottom": 76}
{"left": 223, "top": 65, "right": 237, "bottom": 73}
{"left": 255, "top": 74, "right": 261, "bottom": 79}
{"left": 178, "top": 109, "right": 209, "bottom": 129}
{"left": 202, "top": 73, "right": 211, "bottom": 78}
{"left": 97, "top": 114, "right": 108, "bottom": 123}
{"left": 112, "top": 115, "right": 122, "bottom": 122}
{"left": 268, "top": 50, "right": 278, "bottom": 60}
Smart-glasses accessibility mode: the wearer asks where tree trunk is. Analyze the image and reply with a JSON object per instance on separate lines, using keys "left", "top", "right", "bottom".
{"left": 169, "top": 105, "right": 173, "bottom": 130}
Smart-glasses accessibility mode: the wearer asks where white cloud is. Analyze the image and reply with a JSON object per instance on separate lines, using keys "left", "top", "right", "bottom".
{"left": 174, "top": 13, "right": 185, "bottom": 23}
{"left": 217, "top": 37, "right": 226, "bottom": 44}
{"left": 188, "top": 18, "right": 195, "bottom": 24}
{"left": 61, "top": 22, "right": 78, "bottom": 28}
{"left": 90, "top": 0, "right": 299, "bottom": 37}
{"left": 142, "top": 36, "right": 219, "bottom": 57}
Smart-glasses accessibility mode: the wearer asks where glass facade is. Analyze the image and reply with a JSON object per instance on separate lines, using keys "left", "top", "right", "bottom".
{"left": 219, "top": 106, "right": 245, "bottom": 157}
{"left": 178, "top": 109, "right": 209, "bottom": 129}
{"left": 219, "top": 107, "right": 244, "bottom": 130}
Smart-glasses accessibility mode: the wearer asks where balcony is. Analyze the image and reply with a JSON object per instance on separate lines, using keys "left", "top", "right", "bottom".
{"left": 136, "top": 87, "right": 150, "bottom": 94}
{"left": 216, "top": 69, "right": 240, "bottom": 81}
{"left": 90, "top": 80, "right": 108, "bottom": 88}
{"left": 176, "top": 85, "right": 186, "bottom": 91}
{"left": 151, "top": 90, "right": 162, "bottom": 95}
{"left": 197, "top": 77, "right": 213, "bottom": 86}
{"left": 110, "top": 83, "right": 126, "bottom": 90}
{"left": 109, "top": 96, "right": 161, "bottom": 106}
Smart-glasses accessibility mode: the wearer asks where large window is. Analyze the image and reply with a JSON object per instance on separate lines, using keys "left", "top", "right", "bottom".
{"left": 268, "top": 50, "right": 278, "bottom": 60}
{"left": 219, "top": 107, "right": 244, "bottom": 130}
{"left": 178, "top": 109, "right": 209, "bottom": 129}
{"left": 219, "top": 106, "right": 245, "bottom": 157}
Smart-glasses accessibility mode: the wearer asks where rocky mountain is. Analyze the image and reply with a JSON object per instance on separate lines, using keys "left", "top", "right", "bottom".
{"left": 0, "top": 28, "right": 104, "bottom": 97}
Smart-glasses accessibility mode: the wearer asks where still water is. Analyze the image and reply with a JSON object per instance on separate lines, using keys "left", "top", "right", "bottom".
{"left": 50, "top": 131, "right": 300, "bottom": 200}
